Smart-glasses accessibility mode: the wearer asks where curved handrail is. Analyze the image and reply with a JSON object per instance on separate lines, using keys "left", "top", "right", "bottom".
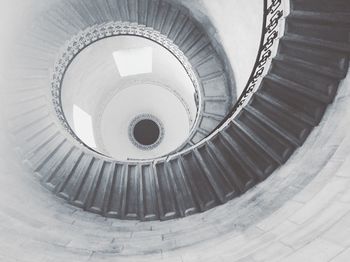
{"left": 163, "top": 0, "right": 285, "bottom": 162}
{"left": 209, "top": 0, "right": 284, "bottom": 131}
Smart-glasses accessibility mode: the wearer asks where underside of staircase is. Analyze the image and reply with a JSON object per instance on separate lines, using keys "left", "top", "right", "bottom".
{"left": 5, "top": 0, "right": 350, "bottom": 221}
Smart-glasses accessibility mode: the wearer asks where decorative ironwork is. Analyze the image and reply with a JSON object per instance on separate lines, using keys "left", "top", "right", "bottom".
{"left": 50, "top": 22, "right": 201, "bottom": 151}
{"left": 219, "top": 0, "right": 284, "bottom": 123}
{"left": 167, "top": 0, "right": 286, "bottom": 159}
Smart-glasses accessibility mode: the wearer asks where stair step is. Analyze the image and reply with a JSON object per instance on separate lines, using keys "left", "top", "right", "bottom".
{"left": 167, "top": 12, "right": 189, "bottom": 41}
{"left": 44, "top": 6, "right": 80, "bottom": 37}
{"left": 203, "top": 100, "right": 228, "bottom": 117}
{"left": 55, "top": 3, "right": 87, "bottom": 31}
{"left": 196, "top": 145, "right": 239, "bottom": 200}
{"left": 154, "top": 1, "right": 169, "bottom": 32}
{"left": 282, "top": 33, "right": 350, "bottom": 54}
{"left": 260, "top": 75, "right": 329, "bottom": 119}
{"left": 160, "top": 5, "right": 179, "bottom": 36}
{"left": 193, "top": 148, "right": 236, "bottom": 203}
{"left": 291, "top": 0, "right": 350, "bottom": 13}
{"left": 21, "top": 124, "right": 58, "bottom": 155}
{"left": 39, "top": 142, "right": 75, "bottom": 188}
{"left": 190, "top": 131, "right": 206, "bottom": 144}
{"left": 26, "top": 135, "right": 66, "bottom": 174}
{"left": 93, "top": 0, "right": 115, "bottom": 23}
{"left": 82, "top": 1, "right": 106, "bottom": 24}
{"left": 138, "top": 164, "right": 159, "bottom": 221}
{"left": 198, "top": 116, "right": 221, "bottom": 133}
{"left": 73, "top": 159, "right": 105, "bottom": 210}
{"left": 9, "top": 108, "right": 49, "bottom": 134}
{"left": 174, "top": 20, "right": 196, "bottom": 48}
{"left": 154, "top": 162, "right": 178, "bottom": 220}
{"left": 270, "top": 58, "right": 340, "bottom": 101}
{"left": 197, "top": 127, "right": 210, "bottom": 137}
{"left": 57, "top": 154, "right": 94, "bottom": 201}
{"left": 287, "top": 12, "right": 350, "bottom": 43}
{"left": 279, "top": 38, "right": 349, "bottom": 78}
{"left": 12, "top": 117, "right": 53, "bottom": 145}
{"left": 105, "top": 0, "right": 123, "bottom": 21}
{"left": 180, "top": 30, "right": 203, "bottom": 54}
{"left": 66, "top": 1, "right": 97, "bottom": 27}
{"left": 244, "top": 105, "right": 309, "bottom": 147}
{"left": 221, "top": 125, "right": 278, "bottom": 178}
{"left": 207, "top": 135, "right": 256, "bottom": 191}
{"left": 147, "top": 0, "right": 160, "bottom": 29}
{"left": 22, "top": 32, "right": 60, "bottom": 55}
{"left": 49, "top": 149, "right": 83, "bottom": 193}
{"left": 8, "top": 80, "right": 46, "bottom": 92}
{"left": 236, "top": 109, "right": 295, "bottom": 163}
{"left": 23, "top": 129, "right": 60, "bottom": 161}
{"left": 167, "top": 158, "right": 198, "bottom": 217}
{"left": 127, "top": 0, "right": 138, "bottom": 23}
{"left": 146, "top": 0, "right": 159, "bottom": 28}
{"left": 275, "top": 54, "right": 346, "bottom": 79}
{"left": 119, "top": 0, "right": 131, "bottom": 22}
{"left": 30, "top": 18, "right": 70, "bottom": 49}
{"left": 8, "top": 66, "right": 49, "bottom": 81}
{"left": 264, "top": 73, "right": 333, "bottom": 103}
{"left": 186, "top": 39, "right": 213, "bottom": 64}
{"left": 14, "top": 50, "right": 52, "bottom": 69}
{"left": 123, "top": 165, "right": 141, "bottom": 219}
{"left": 86, "top": 161, "right": 113, "bottom": 215}
{"left": 7, "top": 90, "right": 46, "bottom": 105}
{"left": 233, "top": 119, "right": 286, "bottom": 165}
{"left": 9, "top": 104, "right": 47, "bottom": 122}
{"left": 289, "top": 10, "right": 350, "bottom": 25}
{"left": 104, "top": 164, "right": 127, "bottom": 218}
{"left": 254, "top": 92, "right": 321, "bottom": 126}
{"left": 180, "top": 153, "right": 218, "bottom": 211}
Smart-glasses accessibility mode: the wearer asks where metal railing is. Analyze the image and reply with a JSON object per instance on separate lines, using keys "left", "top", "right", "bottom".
{"left": 211, "top": 0, "right": 285, "bottom": 129}
{"left": 166, "top": 0, "right": 286, "bottom": 161}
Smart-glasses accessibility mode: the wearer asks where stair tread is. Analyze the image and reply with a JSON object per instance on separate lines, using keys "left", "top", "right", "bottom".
{"left": 283, "top": 33, "right": 350, "bottom": 53}
{"left": 265, "top": 73, "right": 332, "bottom": 103}
{"left": 275, "top": 53, "right": 347, "bottom": 79}
{"left": 254, "top": 91, "right": 317, "bottom": 126}
{"left": 244, "top": 105, "right": 302, "bottom": 147}
{"left": 289, "top": 10, "right": 350, "bottom": 24}
{"left": 233, "top": 120, "right": 285, "bottom": 165}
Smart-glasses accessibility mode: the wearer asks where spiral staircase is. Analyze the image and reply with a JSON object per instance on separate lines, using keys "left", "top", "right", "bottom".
{"left": 1, "top": 0, "right": 350, "bottom": 261}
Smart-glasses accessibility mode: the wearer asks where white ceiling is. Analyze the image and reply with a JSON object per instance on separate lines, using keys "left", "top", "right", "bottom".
{"left": 61, "top": 36, "right": 198, "bottom": 160}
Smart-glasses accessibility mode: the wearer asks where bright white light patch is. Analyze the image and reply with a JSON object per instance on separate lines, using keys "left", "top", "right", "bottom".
{"left": 113, "top": 47, "right": 153, "bottom": 77}
{"left": 73, "top": 105, "right": 97, "bottom": 148}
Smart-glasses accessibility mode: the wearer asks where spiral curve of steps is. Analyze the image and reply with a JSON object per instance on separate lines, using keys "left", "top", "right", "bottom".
{"left": 5, "top": 0, "right": 350, "bottom": 222}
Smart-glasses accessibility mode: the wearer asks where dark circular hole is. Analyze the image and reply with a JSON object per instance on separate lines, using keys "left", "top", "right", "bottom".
{"left": 133, "top": 119, "right": 160, "bottom": 146}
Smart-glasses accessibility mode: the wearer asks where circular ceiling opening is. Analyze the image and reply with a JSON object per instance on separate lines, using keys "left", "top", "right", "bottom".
{"left": 133, "top": 119, "right": 160, "bottom": 146}
{"left": 128, "top": 114, "right": 164, "bottom": 151}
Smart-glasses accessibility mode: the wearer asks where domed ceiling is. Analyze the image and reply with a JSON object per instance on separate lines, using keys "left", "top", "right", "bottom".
{"left": 61, "top": 35, "right": 200, "bottom": 160}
